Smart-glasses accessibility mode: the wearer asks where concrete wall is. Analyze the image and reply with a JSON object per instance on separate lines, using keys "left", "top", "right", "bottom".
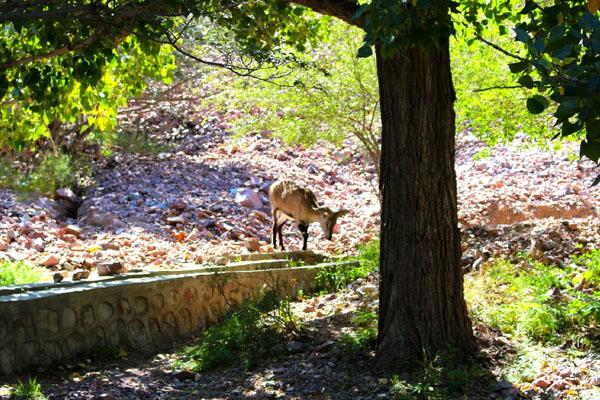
{"left": 0, "top": 258, "right": 354, "bottom": 376}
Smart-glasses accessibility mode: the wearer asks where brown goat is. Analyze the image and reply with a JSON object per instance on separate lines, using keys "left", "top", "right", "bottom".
{"left": 269, "top": 180, "right": 348, "bottom": 251}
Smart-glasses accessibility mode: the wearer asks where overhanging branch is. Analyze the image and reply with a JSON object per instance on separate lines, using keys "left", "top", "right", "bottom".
{"left": 289, "top": 0, "right": 361, "bottom": 27}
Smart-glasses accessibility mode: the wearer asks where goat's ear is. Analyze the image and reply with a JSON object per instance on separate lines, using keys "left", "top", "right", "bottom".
{"left": 335, "top": 209, "right": 349, "bottom": 218}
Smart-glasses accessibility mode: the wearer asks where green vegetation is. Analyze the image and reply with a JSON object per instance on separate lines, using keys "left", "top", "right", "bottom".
{"left": 209, "top": 17, "right": 564, "bottom": 168}
{"left": 107, "top": 131, "right": 171, "bottom": 156}
{"left": 389, "top": 354, "right": 487, "bottom": 400}
{"left": 207, "top": 20, "right": 380, "bottom": 163}
{"left": 175, "top": 292, "right": 301, "bottom": 371}
{"left": 316, "top": 239, "right": 379, "bottom": 292}
{"left": 336, "top": 309, "right": 378, "bottom": 356}
{"left": 466, "top": 250, "right": 600, "bottom": 346}
{"left": 0, "top": 261, "right": 44, "bottom": 286}
{"left": 451, "top": 33, "right": 557, "bottom": 146}
{"left": 0, "top": 152, "right": 92, "bottom": 196}
{"left": 13, "top": 377, "right": 46, "bottom": 400}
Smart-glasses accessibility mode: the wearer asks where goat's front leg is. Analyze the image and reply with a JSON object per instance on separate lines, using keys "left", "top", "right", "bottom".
{"left": 271, "top": 209, "right": 279, "bottom": 248}
{"left": 298, "top": 222, "right": 309, "bottom": 251}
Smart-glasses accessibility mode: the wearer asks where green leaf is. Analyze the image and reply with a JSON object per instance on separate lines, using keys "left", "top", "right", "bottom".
{"left": 526, "top": 95, "right": 549, "bottom": 114}
{"left": 509, "top": 61, "right": 529, "bottom": 73}
{"left": 554, "top": 99, "right": 578, "bottom": 121}
{"left": 518, "top": 75, "right": 534, "bottom": 89}
{"left": 587, "top": 119, "right": 600, "bottom": 140}
{"left": 520, "top": 1, "right": 537, "bottom": 14}
{"left": 357, "top": 44, "right": 373, "bottom": 58}
{"left": 553, "top": 45, "right": 572, "bottom": 60}
{"left": 580, "top": 139, "right": 600, "bottom": 162}
{"left": 353, "top": 4, "right": 369, "bottom": 20}
{"left": 514, "top": 28, "right": 530, "bottom": 43}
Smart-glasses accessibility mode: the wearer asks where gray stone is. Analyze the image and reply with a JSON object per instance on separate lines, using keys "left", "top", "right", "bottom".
{"left": 287, "top": 341, "right": 305, "bottom": 354}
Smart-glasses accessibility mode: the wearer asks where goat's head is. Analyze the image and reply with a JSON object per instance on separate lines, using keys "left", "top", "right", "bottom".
{"left": 317, "top": 208, "right": 349, "bottom": 240}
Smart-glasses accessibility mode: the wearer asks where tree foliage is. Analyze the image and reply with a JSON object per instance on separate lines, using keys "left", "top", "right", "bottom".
{"left": 1, "top": 1, "right": 598, "bottom": 172}
{"left": 0, "top": 0, "right": 324, "bottom": 150}
{"left": 458, "top": 0, "right": 600, "bottom": 170}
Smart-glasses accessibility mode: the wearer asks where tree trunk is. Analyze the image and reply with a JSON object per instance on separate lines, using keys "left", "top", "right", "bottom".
{"left": 375, "top": 41, "right": 475, "bottom": 369}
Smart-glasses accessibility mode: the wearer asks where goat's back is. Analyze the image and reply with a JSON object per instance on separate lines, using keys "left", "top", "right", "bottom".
{"left": 269, "top": 180, "right": 319, "bottom": 215}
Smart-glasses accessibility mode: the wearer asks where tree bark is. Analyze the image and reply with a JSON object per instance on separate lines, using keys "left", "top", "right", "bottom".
{"left": 375, "top": 41, "right": 475, "bottom": 369}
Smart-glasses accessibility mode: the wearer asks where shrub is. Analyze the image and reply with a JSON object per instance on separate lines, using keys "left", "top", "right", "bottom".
{"left": 176, "top": 293, "right": 300, "bottom": 371}
{"left": 0, "top": 152, "right": 92, "bottom": 196}
{"left": 316, "top": 239, "right": 379, "bottom": 292}
{"left": 465, "top": 251, "right": 600, "bottom": 346}
{"left": 0, "top": 260, "right": 44, "bottom": 286}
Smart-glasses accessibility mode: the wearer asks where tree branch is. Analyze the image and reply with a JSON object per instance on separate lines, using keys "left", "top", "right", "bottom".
{"left": 473, "top": 85, "right": 523, "bottom": 92}
{"left": 0, "top": 29, "right": 106, "bottom": 69}
{"left": 474, "top": 33, "right": 527, "bottom": 61}
{"left": 289, "top": 0, "right": 361, "bottom": 27}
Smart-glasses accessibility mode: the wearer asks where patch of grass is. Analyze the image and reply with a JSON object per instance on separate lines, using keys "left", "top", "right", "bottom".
{"left": 110, "top": 131, "right": 170, "bottom": 155}
{"left": 0, "top": 260, "right": 44, "bottom": 286}
{"left": 175, "top": 292, "right": 301, "bottom": 371}
{"left": 316, "top": 239, "right": 379, "bottom": 292}
{"left": 389, "top": 353, "right": 487, "bottom": 400}
{"left": 13, "top": 377, "right": 46, "bottom": 400}
{"left": 336, "top": 309, "right": 378, "bottom": 356}
{"left": 465, "top": 250, "right": 600, "bottom": 347}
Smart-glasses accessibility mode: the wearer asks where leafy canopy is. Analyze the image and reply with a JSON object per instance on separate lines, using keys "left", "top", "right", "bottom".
{"left": 354, "top": 0, "right": 599, "bottom": 178}
{"left": 0, "top": 0, "right": 599, "bottom": 179}
{"left": 0, "top": 0, "right": 323, "bottom": 149}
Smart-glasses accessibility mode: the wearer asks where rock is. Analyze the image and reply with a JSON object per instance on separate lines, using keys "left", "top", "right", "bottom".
{"left": 55, "top": 188, "right": 78, "bottom": 202}
{"left": 0, "top": 240, "right": 8, "bottom": 251}
{"left": 287, "top": 341, "right": 305, "bottom": 354}
{"left": 167, "top": 216, "right": 186, "bottom": 225}
{"left": 540, "top": 239, "right": 557, "bottom": 251}
{"left": 53, "top": 272, "right": 65, "bottom": 283}
{"left": 589, "top": 375, "right": 600, "bottom": 386}
{"left": 101, "top": 241, "right": 120, "bottom": 251}
{"left": 171, "top": 199, "right": 188, "bottom": 211}
{"left": 85, "top": 212, "right": 123, "bottom": 230}
{"left": 40, "top": 254, "right": 60, "bottom": 267}
{"left": 72, "top": 269, "right": 90, "bottom": 281}
{"left": 173, "top": 369, "right": 196, "bottom": 380}
{"left": 532, "top": 377, "right": 551, "bottom": 389}
{"left": 251, "top": 210, "right": 270, "bottom": 221}
{"left": 203, "top": 218, "right": 216, "bottom": 228}
{"left": 6, "top": 230, "right": 17, "bottom": 242}
{"left": 64, "top": 225, "right": 82, "bottom": 237}
{"left": 357, "top": 284, "right": 378, "bottom": 296}
{"left": 494, "top": 380, "right": 514, "bottom": 391}
{"left": 97, "top": 261, "right": 125, "bottom": 276}
{"left": 243, "top": 238, "right": 261, "bottom": 252}
{"left": 31, "top": 238, "right": 45, "bottom": 252}
{"left": 233, "top": 188, "right": 262, "bottom": 210}
{"left": 548, "top": 380, "right": 567, "bottom": 391}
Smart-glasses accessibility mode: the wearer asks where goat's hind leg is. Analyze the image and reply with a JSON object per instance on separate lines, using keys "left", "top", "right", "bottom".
{"left": 277, "top": 221, "right": 286, "bottom": 250}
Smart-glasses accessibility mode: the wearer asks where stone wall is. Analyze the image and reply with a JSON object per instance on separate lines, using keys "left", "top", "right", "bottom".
{"left": 0, "top": 258, "right": 355, "bottom": 376}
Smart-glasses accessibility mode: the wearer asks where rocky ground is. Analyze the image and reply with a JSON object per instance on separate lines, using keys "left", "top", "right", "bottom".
{"left": 0, "top": 111, "right": 598, "bottom": 283}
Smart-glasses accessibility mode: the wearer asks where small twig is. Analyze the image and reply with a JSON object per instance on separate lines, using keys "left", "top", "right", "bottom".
{"left": 474, "top": 33, "right": 528, "bottom": 62}
{"left": 474, "top": 85, "right": 524, "bottom": 92}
